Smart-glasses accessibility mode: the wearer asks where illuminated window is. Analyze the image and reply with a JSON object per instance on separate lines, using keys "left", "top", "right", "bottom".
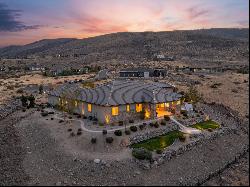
{"left": 112, "top": 107, "right": 119, "bottom": 116}
{"left": 126, "top": 104, "right": 130, "bottom": 112}
{"left": 165, "top": 103, "right": 170, "bottom": 107}
{"left": 136, "top": 104, "right": 142, "bottom": 112}
{"left": 81, "top": 103, "right": 84, "bottom": 114}
{"left": 88, "top": 104, "right": 92, "bottom": 112}
{"left": 160, "top": 103, "right": 165, "bottom": 108}
{"left": 176, "top": 100, "right": 181, "bottom": 105}
{"left": 105, "top": 115, "right": 110, "bottom": 123}
{"left": 74, "top": 100, "right": 78, "bottom": 107}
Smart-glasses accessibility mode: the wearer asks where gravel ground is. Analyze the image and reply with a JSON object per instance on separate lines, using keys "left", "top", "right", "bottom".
{"left": 0, "top": 105, "right": 249, "bottom": 186}
{"left": 0, "top": 109, "right": 34, "bottom": 185}
{"left": 203, "top": 153, "right": 249, "bottom": 186}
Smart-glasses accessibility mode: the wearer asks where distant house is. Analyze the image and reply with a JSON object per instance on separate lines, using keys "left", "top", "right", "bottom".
{"left": 119, "top": 67, "right": 167, "bottom": 78}
{"left": 48, "top": 80, "right": 183, "bottom": 124}
{"left": 95, "top": 69, "right": 109, "bottom": 80}
{"left": 153, "top": 54, "right": 175, "bottom": 61}
{"left": 45, "top": 67, "right": 88, "bottom": 77}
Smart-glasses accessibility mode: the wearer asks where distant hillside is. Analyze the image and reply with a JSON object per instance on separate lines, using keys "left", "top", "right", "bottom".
{"left": 0, "top": 28, "right": 248, "bottom": 62}
{"left": 0, "top": 38, "right": 77, "bottom": 58}
{"left": 192, "top": 28, "right": 249, "bottom": 40}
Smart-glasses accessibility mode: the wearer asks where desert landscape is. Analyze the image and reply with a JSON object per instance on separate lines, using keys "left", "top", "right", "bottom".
{"left": 0, "top": 28, "right": 249, "bottom": 186}
{"left": 0, "top": 0, "right": 249, "bottom": 185}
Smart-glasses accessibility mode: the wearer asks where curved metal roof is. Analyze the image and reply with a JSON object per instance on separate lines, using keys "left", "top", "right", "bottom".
{"left": 49, "top": 80, "right": 182, "bottom": 106}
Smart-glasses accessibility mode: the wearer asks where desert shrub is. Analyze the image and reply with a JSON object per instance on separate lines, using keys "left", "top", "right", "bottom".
{"left": 149, "top": 123, "right": 154, "bottom": 127}
{"left": 48, "top": 111, "right": 54, "bottom": 114}
{"left": 179, "top": 134, "right": 186, "bottom": 142}
{"left": 181, "top": 110, "right": 188, "bottom": 117}
{"left": 73, "top": 112, "right": 78, "bottom": 115}
{"left": 125, "top": 130, "right": 131, "bottom": 135}
{"left": 130, "top": 126, "right": 137, "bottom": 132}
{"left": 88, "top": 116, "right": 93, "bottom": 120}
{"left": 78, "top": 128, "right": 82, "bottom": 132}
{"left": 118, "top": 121, "right": 124, "bottom": 126}
{"left": 77, "top": 131, "right": 82, "bottom": 135}
{"left": 83, "top": 115, "right": 87, "bottom": 119}
{"left": 77, "top": 115, "right": 81, "bottom": 118}
{"left": 70, "top": 132, "right": 75, "bottom": 137}
{"left": 41, "top": 112, "right": 48, "bottom": 116}
{"left": 68, "top": 128, "right": 72, "bottom": 132}
{"left": 69, "top": 116, "right": 72, "bottom": 119}
{"left": 160, "top": 121, "right": 166, "bottom": 126}
{"left": 154, "top": 122, "right": 159, "bottom": 128}
{"left": 16, "top": 89, "right": 23, "bottom": 94}
{"left": 102, "top": 129, "right": 107, "bottom": 135}
{"left": 139, "top": 124, "right": 144, "bottom": 130}
{"left": 106, "top": 137, "right": 114, "bottom": 143}
{"left": 22, "top": 109, "right": 26, "bottom": 112}
{"left": 156, "top": 149, "right": 163, "bottom": 154}
{"left": 59, "top": 120, "right": 64, "bottom": 123}
{"left": 164, "top": 115, "right": 170, "bottom": 121}
{"left": 51, "top": 118, "right": 54, "bottom": 120}
{"left": 132, "top": 148, "right": 152, "bottom": 160}
{"left": 129, "top": 119, "right": 134, "bottom": 123}
{"left": 207, "top": 128, "right": 213, "bottom": 132}
{"left": 114, "top": 130, "right": 122, "bottom": 136}
{"left": 91, "top": 137, "right": 97, "bottom": 144}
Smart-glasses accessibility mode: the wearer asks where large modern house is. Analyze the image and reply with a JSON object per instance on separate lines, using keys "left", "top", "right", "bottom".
{"left": 48, "top": 80, "right": 183, "bottom": 124}
{"left": 119, "top": 68, "right": 167, "bottom": 78}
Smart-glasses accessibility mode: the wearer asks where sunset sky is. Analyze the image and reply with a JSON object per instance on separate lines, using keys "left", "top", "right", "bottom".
{"left": 0, "top": 0, "right": 249, "bottom": 47}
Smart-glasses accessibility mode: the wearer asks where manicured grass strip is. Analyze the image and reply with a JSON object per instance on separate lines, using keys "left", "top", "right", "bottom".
{"left": 131, "top": 130, "right": 183, "bottom": 151}
{"left": 190, "top": 120, "right": 220, "bottom": 130}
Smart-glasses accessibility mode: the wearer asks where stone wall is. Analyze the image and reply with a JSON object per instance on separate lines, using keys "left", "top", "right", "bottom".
{"left": 129, "top": 122, "right": 178, "bottom": 145}
{"left": 0, "top": 99, "right": 22, "bottom": 120}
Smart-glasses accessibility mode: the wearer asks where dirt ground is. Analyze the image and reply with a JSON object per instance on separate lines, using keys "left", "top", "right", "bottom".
{"left": 170, "top": 72, "right": 249, "bottom": 118}
{"left": 0, "top": 73, "right": 94, "bottom": 104}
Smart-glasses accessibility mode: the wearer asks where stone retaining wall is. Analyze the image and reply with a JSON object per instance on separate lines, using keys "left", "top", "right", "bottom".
{"left": 0, "top": 99, "right": 22, "bottom": 120}
{"left": 151, "top": 127, "right": 236, "bottom": 165}
{"left": 129, "top": 123, "right": 178, "bottom": 145}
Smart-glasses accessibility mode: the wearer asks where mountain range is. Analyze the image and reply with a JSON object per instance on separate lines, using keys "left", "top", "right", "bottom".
{"left": 0, "top": 28, "right": 248, "bottom": 63}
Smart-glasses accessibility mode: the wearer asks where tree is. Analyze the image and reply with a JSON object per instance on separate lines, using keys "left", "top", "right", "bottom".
{"left": 184, "top": 86, "right": 202, "bottom": 103}
{"left": 28, "top": 95, "right": 35, "bottom": 108}
{"left": 20, "top": 95, "right": 28, "bottom": 107}
{"left": 39, "top": 84, "right": 43, "bottom": 94}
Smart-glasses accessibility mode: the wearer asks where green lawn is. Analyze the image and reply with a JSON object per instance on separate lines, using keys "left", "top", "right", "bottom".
{"left": 131, "top": 130, "right": 183, "bottom": 151}
{"left": 190, "top": 120, "right": 220, "bottom": 130}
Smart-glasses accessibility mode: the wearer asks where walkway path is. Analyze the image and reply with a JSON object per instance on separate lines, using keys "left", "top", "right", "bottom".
{"left": 54, "top": 113, "right": 201, "bottom": 134}
{"left": 54, "top": 114, "right": 164, "bottom": 133}
{"left": 170, "top": 116, "right": 201, "bottom": 134}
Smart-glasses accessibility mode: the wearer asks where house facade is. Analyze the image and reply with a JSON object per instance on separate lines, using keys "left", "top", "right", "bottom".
{"left": 119, "top": 68, "right": 167, "bottom": 78}
{"left": 48, "top": 80, "right": 183, "bottom": 124}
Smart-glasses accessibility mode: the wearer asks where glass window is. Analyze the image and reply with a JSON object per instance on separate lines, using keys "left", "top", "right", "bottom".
{"left": 112, "top": 107, "right": 119, "bottom": 116}
{"left": 81, "top": 103, "right": 84, "bottom": 114}
{"left": 136, "top": 104, "right": 142, "bottom": 112}
{"left": 126, "top": 104, "right": 130, "bottom": 112}
{"left": 88, "top": 104, "right": 92, "bottom": 112}
{"left": 165, "top": 103, "right": 170, "bottom": 107}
